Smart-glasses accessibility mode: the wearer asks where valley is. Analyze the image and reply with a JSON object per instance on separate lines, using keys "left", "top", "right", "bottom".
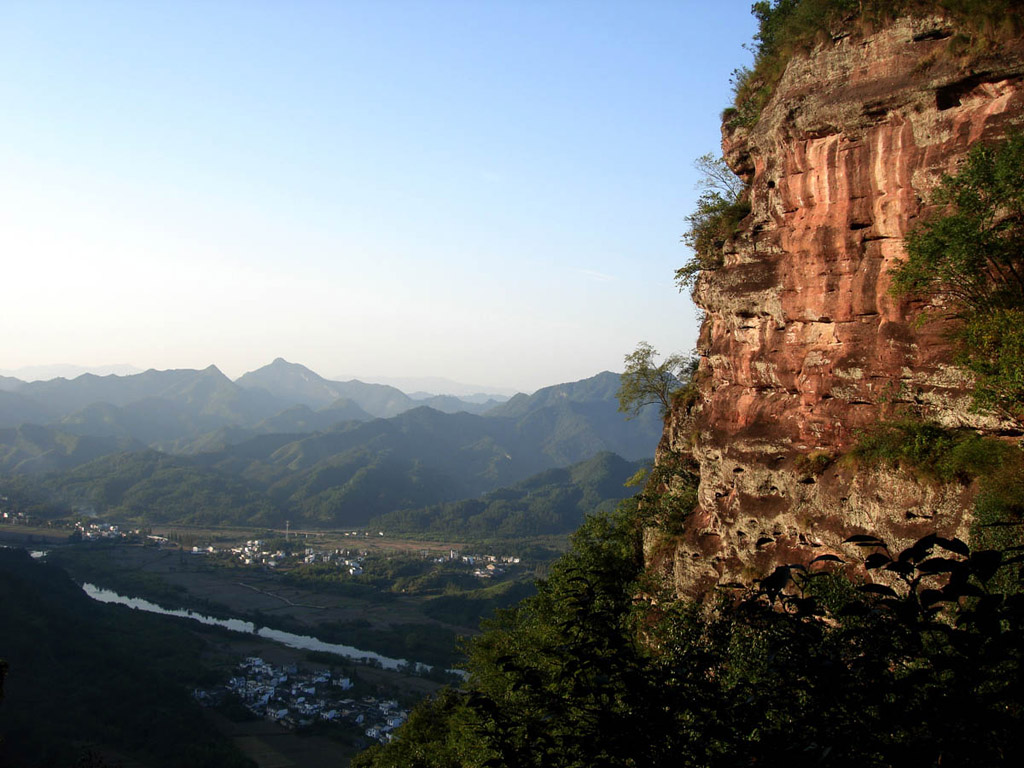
{"left": 6, "top": 2, "right": 1024, "bottom": 766}
{"left": 0, "top": 360, "right": 653, "bottom": 765}
{"left": 0, "top": 524, "right": 556, "bottom": 767}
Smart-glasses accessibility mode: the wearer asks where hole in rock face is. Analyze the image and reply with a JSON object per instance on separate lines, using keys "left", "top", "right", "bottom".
{"left": 936, "top": 87, "right": 961, "bottom": 110}
{"left": 850, "top": 221, "right": 871, "bottom": 231}
{"left": 766, "top": 180, "right": 776, "bottom": 189}
{"left": 936, "top": 73, "right": 997, "bottom": 111}
{"left": 913, "top": 28, "right": 952, "bottom": 42}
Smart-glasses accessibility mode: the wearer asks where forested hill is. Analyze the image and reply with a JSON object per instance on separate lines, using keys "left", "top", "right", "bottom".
{"left": 0, "top": 548, "right": 251, "bottom": 767}
{"left": 0, "top": 365, "right": 659, "bottom": 461}
{"left": 4, "top": 416, "right": 648, "bottom": 532}
{"left": 368, "top": 452, "right": 647, "bottom": 539}
{"left": 0, "top": 369, "right": 662, "bottom": 530}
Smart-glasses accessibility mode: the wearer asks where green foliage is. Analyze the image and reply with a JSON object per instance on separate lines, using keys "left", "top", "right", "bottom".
{"left": 731, "top": 1, "right": 1024, "bottom": 129}
{"left": 969, "top": 446, "right": 1024, "bottom": 592}
{"left": 370, "top": 452, "right": 646, "bottom": 541}
{"left": 357, "top": 517, "right": 1024, "bottom": 767}
{"left": 422, "top": 580, "right": 538, "bottom": 629}
{"left": 352, "top": 688, "right": 480, "bottom": 768}
{"left": 676, "top": 154, "right": 749, "bottom": 291}
{"left": 894, "top": 133, "right": 1024, "bottom": 310}
{"left": 851, "top": 419, "right": 1009, "bottom": 482}
{"left": 617, "top": 342, "right": 695, "bottom": 418}
{"left": 636, "top": 449, "right": 700, "bottom": 541}
{"left": 794, "top": 449, "right": 835, "bottom": 477}
{"left": 0, "top": 549, "right": 252, "bottom": 768}
{"left": 892, "top": 133, "right": 1024, "bottom": 422}
{"left": 957, "top": 307, "right": 1024, "bottom": 421}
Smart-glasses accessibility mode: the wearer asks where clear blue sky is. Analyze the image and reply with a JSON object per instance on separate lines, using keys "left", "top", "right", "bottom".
{"left": 1, "top": 0, "right": 758, "bottom": 393}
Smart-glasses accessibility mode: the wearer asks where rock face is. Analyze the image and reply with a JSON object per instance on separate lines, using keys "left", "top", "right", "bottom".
{"left": 655, "top": 16, "right": 1024, "bottom": 595}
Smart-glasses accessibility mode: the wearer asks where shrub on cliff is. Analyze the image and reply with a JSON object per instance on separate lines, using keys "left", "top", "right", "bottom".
{"left": 675, "top": 154, "right": 749, "bottom": 291}
{"left": 893, "top": 132, "right": 1024, "bottom": 424}
{"left": 851, "top": 419, "right": 1010, "bottom": 482}
{"left": 729, "top": 0, "right": 1024, "bottom": 129}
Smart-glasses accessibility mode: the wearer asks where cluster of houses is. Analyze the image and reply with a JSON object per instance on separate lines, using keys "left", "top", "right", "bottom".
{"left": 301, "top": 547, "right": 365, "bottom": 575}
{"left": 194, "top": 657, "right": 408, "bottom": 743}
{"left": 448, "top": 550, "right": 521, "bottom": 579}
{"left": 58, "top": 521, "right": 527, "bottom": 584}
{"left": 219, "top": 540, "right": 368, "bottom": 575}
{"left": 74, "top": 521, "right": 128, "bottom": 540}
{"left": 0, "top": 509, "right": 36, "bottom": 526}
{"left": 203, "top": 540, "right": 525, "bottom": 581}
{"left": 228, "top": 539, "right": 287, "bottom": 567}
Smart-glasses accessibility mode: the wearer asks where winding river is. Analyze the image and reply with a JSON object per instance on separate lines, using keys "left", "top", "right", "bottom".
{"left": 82, "top": 583, "right": 418, "bottom": 672}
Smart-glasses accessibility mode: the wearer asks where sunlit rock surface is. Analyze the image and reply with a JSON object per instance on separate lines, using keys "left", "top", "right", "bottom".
{"left": 655, "top": 16, "right": 1024, "bottom": 595}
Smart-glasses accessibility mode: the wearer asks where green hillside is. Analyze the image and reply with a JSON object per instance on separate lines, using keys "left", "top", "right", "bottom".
{"left": 369, "top": 451, "right": 647, "bottom": 539}
{"left": 0, "top": 548, "right": 251, "bottom": 767}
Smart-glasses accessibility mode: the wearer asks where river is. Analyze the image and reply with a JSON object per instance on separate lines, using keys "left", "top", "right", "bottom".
{"left": 81, "top": 582, "right": 420, "bottom": 672}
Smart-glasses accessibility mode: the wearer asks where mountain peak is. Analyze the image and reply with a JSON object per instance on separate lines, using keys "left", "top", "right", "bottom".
{"left": 200, "top": 364, "right": 229, "bottom": 380}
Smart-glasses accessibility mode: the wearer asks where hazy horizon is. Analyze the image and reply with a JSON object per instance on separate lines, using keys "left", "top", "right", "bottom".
{"left": 0, "top": 358, "right": 532, "bottom": 396}
{"left": 2, "top": 1, "right": 758, "bottom": 393}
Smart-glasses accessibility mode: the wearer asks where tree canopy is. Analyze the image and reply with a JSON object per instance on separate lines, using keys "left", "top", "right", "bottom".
{"left": 353, "top": 499, "right": 1024, "bottom": 767}
{"left": 675, "top": 154, "right": 749, "bottom": 291}
{"left": 892, "top": 132, "right": 1024, "bottom": 424}
{"left": 616, "top": 342, "right": 694, "bottom": 418}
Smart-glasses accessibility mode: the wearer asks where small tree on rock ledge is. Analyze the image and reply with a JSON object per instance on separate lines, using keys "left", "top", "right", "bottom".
{"left": 617, "top": 342, "right": 695, "bottom": 419}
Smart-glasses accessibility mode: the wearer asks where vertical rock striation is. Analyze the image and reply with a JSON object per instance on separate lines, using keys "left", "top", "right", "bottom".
{"left": 656, "top": 16, "right": 1024, "bottom": 595}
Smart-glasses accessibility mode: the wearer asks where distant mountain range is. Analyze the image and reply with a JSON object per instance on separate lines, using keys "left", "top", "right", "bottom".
{"left": 339, "top": 373, "right": 517, "bottom": 399}
{"left": 0, "top": 360, "right": 664, "bottom": 533}
{"left": 0, "top": 363, "right": 144, "bottom": 381}
{"left": 0, "top": 358, "right": 509, "bottom": 443}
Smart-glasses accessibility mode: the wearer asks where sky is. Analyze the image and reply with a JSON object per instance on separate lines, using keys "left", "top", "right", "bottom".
{"left": 1, "top": 0, "right": 759, "bottom": 394}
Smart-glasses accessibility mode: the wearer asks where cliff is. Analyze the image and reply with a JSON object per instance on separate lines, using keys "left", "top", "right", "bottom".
{"left": 655, "top": 14, "right": 1024, "bottom": 595}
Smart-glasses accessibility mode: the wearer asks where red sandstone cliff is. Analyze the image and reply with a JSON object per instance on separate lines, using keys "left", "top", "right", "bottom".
{"left": 655, "top": 15, "right": 1024, "bottom": 595}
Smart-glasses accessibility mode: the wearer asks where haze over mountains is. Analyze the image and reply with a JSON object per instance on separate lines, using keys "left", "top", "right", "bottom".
{"left": 0, "top": 363, "right": 145, "bottom": 381}
{"left": 0, "top": 359, "right": 663, "bottom": 532}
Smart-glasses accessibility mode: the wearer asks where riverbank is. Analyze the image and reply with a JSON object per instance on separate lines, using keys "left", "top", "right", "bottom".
{"left": 48, "top": 538, "right": 540, "bottom": 669}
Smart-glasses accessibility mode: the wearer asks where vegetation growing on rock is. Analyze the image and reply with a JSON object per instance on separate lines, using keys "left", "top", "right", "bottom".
{"left": 727, "top": 0, "right": 1024, "bottom": 129}
{"left": 893, "top": 132, "right": 1024, "bottom": 426}
{"left": 674, "top": 154, "right": 749, "bottom": 292}
{"left": 353, "top": 501, "right": 1024, "bottom": 767}
{"left": 616, "top": 342, "right": 696, "bottom": 418}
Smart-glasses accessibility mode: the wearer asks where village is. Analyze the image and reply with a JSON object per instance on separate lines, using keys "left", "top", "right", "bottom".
{"left": 193, "top": 657, "right": 410, "bottom": 744}
{"left": 0, "top": 510, "right": 530, "bottom": 581}
{"left": 198, "top": 537, "right": 524, "bottom": 581}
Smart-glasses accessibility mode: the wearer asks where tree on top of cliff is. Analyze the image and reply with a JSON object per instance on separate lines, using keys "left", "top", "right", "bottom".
{"left": 893, "top": 132, "right": 1024, "bottom": 424}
